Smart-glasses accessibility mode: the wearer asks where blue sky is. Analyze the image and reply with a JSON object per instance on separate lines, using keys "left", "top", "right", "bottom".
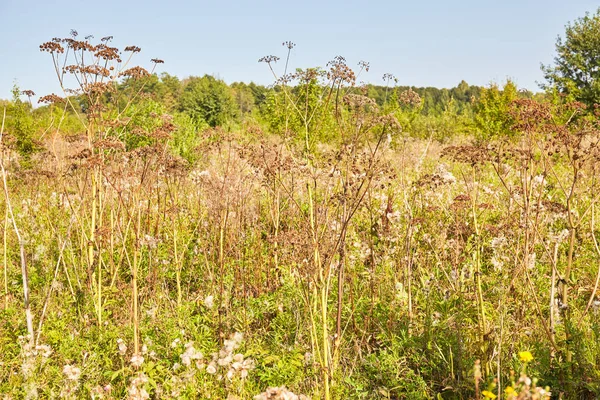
{"left": 1, "top": 0, "right": 598, "bottom": 100}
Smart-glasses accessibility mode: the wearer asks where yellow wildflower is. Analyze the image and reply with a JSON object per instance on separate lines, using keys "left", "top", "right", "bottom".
{"left": 519, "top": 351, "right": 534, "bottom": 363}
{"left": 482, "top": 390, "right": 497, "bottom": 399}
{"left": 505, "top": 386, "right": 516, "bottom": 395}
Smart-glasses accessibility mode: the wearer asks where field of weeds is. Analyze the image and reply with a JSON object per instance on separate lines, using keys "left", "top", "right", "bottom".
{"left": 1, "top": 28, "right": 600, "bottom": 400}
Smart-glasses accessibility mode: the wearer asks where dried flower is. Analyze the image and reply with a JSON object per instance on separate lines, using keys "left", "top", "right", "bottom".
{"left": 204, "top": 295, "right": 214, "bottom": 309}
{"left": 130, "top": 354, "right": 144, "bottom": 368}
{"left": 180, "top": 342, "right": 203, "bottom": 366}
{"left": 117, "top": 339, "right": 128, "bottom": 356}
{"left": 206, "top": 362, "right": 217, "bottom": 374}
{"left": 63, "top": 364, "right": 81, "bottom": 381}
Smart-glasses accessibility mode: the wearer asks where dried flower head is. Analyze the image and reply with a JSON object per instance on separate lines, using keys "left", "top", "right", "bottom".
{"left": 38, "top": 94, "right": 65, "bottom": 104}
{"left": 120, "top": 66, "right": 150, "bottom": 79}
{"left": 382, "top": 73, "right": 397, "bottom": 84}
{"left": 95, "top": 44, "right": 121, "bottom": 61}
{"left": 40, "top": 41, "right": 65, "bottom": 53}
{"left": 130, "top": 354, "right": 144, "bottom": 368}
{"left": 327, "top": 56, "right": 356, "bottom": 85}
{"left": 124, "top": 45, "right": 141, "bottom": 53}
{"left": 259, "top": 55, "right": 280, "bottom": 64}
{"left": 399, "top": 88, "right": 422, "bottom": 107}
{"left": 63, "top": 364, "right": 81, "bottom": 381}
{"left": 358, "top": 60, "right": 370, "bottom": 72}
{"left": 282, "top": 41, "right": 296, "bottom": 50}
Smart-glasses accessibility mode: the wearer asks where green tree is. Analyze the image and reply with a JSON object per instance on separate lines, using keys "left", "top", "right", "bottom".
{"left": 4, "top": 86, "right": 40, "bottom": 164}
{"left": 179, "top": 75, "right": 238, "bottom": 127}
{"left": 542, "top": 8, "right": 600, "bottom": 106}
{"left": 230, "top": 82, "right": 267, "bottom": 116}
{"left": 474, "top": 80, "right": 519, "bottom": 141}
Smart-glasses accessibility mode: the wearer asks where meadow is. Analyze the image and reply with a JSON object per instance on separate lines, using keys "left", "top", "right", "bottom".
{"left": 1, "top": 21, "right": 600, "bottom": 399}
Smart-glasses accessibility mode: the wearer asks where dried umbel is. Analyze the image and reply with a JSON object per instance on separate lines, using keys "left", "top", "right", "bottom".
{"left": 20, "top": 89, "right": 35, "bottom": 97}
{"left": 39, "top": 41, "right": 65, "bottom": 54}
{"left": 358, "top": 60, "right": 370, "bottom": 72}
{"left": 275, "top": 73, "right": 295, "bottom": 85}
{"left": 544, "top": 117, "right": 600, "bottom": 169}
{"left": 398, "top": 88, "right": 422, "bottom": 108}
{"left": 415, "top": 172, "right": 455, "bottom": 189}
{"left": 282, "top": 41, "right": 296, "bottom": 50}
{"left": 124, "top": 45, "right": 141, "bottom": 53}
{"left": 508, "top": 98, "right": 553, "bottom": 132}
{"left": 382, "top": 73, "right": 397, "bottom": 84}
{"left": 38, "top": 94, "right": 65, "bottom": 104}
{"left": 442, "top": 145, "right": 491, "bottom": 166}
{"left": 93, "top": 138, "right": 126, "bottom": 151}
{"left": 296, "top": 68, "right": 323, "bottom": 84}
{"left": 39, "top": 34, "right": 162, "bottom": 121}
{"left": 83, "top": 82, "right": 116, "bottom": 95}
{"left": 259, "top": 55, "right": 280, "bottom": 64}
{"left": 94, "top": 44, "right": 121, "bottom": 61}
{"left": 120, "top": 66, "right": 150, "bottom": 79}
{"left": 373, "top": 114, "right": 402, "bottom": 133}
{"left": 326, "top": 56, "right": 356, "bottom": 85}
{"left": 343, "top": 94, "right": 379, "bottom": 112}
{"left": 104, "top": 118, "right": 132, "bottom": 128}
{"left": 64, "top": 39, "right": 95, "bottom": 52}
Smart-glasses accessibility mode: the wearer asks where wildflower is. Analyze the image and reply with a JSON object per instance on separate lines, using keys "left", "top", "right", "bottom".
{"left": 63, "top": 364, "right": 81, "bottom": 381}
{"left": 519, "top": 351, "right": 534, "bottom": 363}
{"left": 482, "top": 390, "right": 497, "bottom": 399}
{"left": 204, "top": 295, "right": 214, "bottom": 309}
{"left": 25, "top": 383, "right": 39, "bottom": 399}
{"left": 532, "top": 174, "right": 545, "bottom": 188}
{"left": 35, "top": 344, "right": 52, "bottom": 358}
{"left": 180, "top": 342, "right": 203, "bottom": 366}
{"left": 491, "top": 256, "right": 504, "bottom": 271}
{"left": 490, "top": 236, "right": 507, "bottom": 249}
{"left": 91, "top": 385, "right": 104, "bottom": 399}
{"left": 140, "top": 234, "right": 159, "bottom": 249}
{"left": 206, "top": 362, "right": 217, "bottom": 374}
{"left": 130, "top": 354, "right": 144, "bottom": 368}
{"left": 232, "top": 332, "right": 243, "bottom": 343}
{"left": 505, "top": 386, "right": 516, "bottom": 395}
{"left": 226, "top": 368, "right": 235, "bottom": 380}
{"left": 537, "top": 387, "right": 551, "bottom": 397}
{"left": 145, "top": 306, "right": 157, "bottom": 319}
{"left": 519, "top": 375, "right": 532, "bottom": 386}
{"left": 526, "top": 253, "right": 536, "bottom": 270}
{"left": 117, "top": 339, "right": 127, "bottom": 356}
{"left": 91, "top": 384, "right": 112, "bottom": 399}
{"left": 304, "top": 352, "right": 312, "bottom": 365}
{"left": 253, "top": 386, "right": 307, "bottom": 400}
{"left": 218, "top": 353, "right": 233, "bottom": 366}
{"left": 239, "top": 358, "right": 255, "bottom": 379}
{"left": 233, "top": 353, "right": 244, "bottom": 363}
{"left": 128, "top": 373, "right": 149, "bottom": 400}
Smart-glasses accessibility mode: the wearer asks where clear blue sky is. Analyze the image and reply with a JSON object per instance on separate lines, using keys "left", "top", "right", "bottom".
{"left": 1, "top": 0, "right": 598, "bottom": 100}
